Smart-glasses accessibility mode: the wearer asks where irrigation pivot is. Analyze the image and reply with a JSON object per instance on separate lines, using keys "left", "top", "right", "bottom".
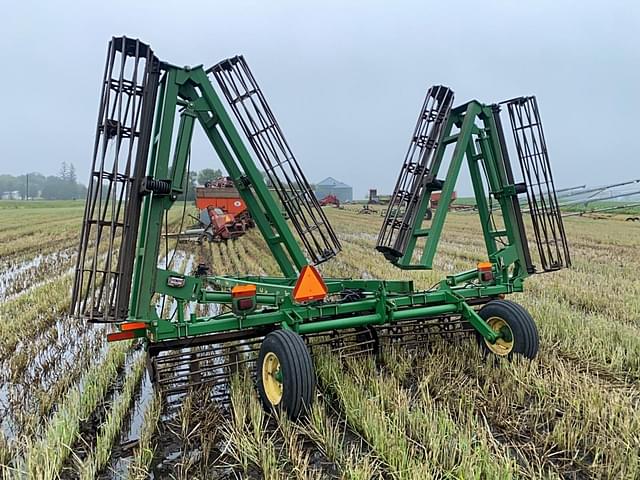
{"left": 71, "top": 37, "right": 571, "bottom": 419}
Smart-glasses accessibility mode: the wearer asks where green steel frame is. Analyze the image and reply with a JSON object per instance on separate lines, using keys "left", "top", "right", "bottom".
{"left": 121, "top": 63, "right": 536, "bottom": 350}
{"left": 394, "top": 101, "right": 532, "bottom": 275}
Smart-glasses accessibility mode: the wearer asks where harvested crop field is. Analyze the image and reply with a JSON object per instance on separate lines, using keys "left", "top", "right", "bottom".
{"left": 1, "top": 200, "right": 639, "bottom": 479}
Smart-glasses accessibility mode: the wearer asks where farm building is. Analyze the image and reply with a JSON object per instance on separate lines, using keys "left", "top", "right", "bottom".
{"left": 315, "top": 177, "right": 353, "bottom": 203}
{"left": 1, "top": 190, "right": 21, "bottom": 200}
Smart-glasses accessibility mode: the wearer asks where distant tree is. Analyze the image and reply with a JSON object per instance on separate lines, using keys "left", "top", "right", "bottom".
{"left": 41, "top": 175, "right": 69, "bottom": 200}
{"left": 68, "top": 163, "right": 77, "bottom": 184}
{"left": 59, "top": 161, "right": 69, "bottom": 182}
{"left": 0, "top": 168, "right": 86, "bottom": 201}
{"left": 51, "top": 161, "right": 83, "bottom": 199}
{"left": 0, "top": 174, "right": 19, "bottom": 195}
{"left": 197, "top": 168, "right": 223, "bottom": 186}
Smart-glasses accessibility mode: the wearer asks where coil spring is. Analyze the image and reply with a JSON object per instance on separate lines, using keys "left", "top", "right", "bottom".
{"left": 145, "top": 178, "right": 171, "bottom": 194}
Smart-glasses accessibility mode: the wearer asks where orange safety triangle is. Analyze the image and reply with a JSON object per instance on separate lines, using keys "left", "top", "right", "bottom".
{"left": 292, "top": 265, "right": 328, "bottom": 303}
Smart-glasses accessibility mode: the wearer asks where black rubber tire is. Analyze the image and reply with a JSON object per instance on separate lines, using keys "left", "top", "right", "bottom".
{"left": 257, "top": 329, "right": 315, "bottom": 419}
{"left": 425, "top": 208, "right": 433, "bottom": 221}
{"left": 476, "top": 300, "right": 539, "bottom": 359}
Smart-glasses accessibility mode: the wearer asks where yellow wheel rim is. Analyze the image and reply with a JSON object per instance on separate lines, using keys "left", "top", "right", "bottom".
{"left": 484, "top": 316, "right": 514, "bottom": 356}
{"left": 262, "top": 352, "right": 283, "bottom": 405}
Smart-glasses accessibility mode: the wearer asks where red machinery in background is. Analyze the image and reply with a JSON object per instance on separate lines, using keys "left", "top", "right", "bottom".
{"left": 430, "top": 191, "right": 457, "bottom": 209}
{"left": 184, "top": 176, "right": 255, "bottom": 242}
{"left": 319, "top": 194, "right": 340, "bottom": 208}
{"left": 200, "top": 206, "right": 248, "bottom": 241}
{"left": 195, "top": 176, "right": 248, "bottom": 215}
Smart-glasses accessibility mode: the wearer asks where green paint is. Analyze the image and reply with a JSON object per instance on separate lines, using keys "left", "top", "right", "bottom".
{"left": 117, "top": 64, "right": 543, "bottom": 348}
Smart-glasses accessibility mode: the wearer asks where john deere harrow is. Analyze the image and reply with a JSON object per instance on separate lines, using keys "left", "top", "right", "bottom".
{"left": 72, "top": 37, "right": 570, "bottom": 418}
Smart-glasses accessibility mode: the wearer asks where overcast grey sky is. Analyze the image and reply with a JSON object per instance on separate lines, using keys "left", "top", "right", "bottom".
{"left": 1, "top": 0, "right": 638, "bottom": 198}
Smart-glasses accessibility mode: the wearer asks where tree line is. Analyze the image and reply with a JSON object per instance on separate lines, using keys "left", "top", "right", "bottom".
{"left": 0, "top": 165, "right": 275, "bottom": 201}
{"left": 0, "top": 165, "right": 225, "bottom": 202}
{"left": 0, "top": 162, "right": 87, "bottom": 200}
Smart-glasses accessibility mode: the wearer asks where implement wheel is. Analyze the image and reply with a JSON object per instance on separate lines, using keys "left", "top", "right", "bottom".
{"left": 425, "top": 208, "right": 433, "bottom": 221}
{"left": 477, "top": 300, "right": 539, "bottom": 359}
{"left": 257, "top": 329, "right": 315, "bottom": 419}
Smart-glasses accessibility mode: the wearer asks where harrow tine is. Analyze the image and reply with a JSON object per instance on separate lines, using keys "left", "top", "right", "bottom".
{"left": 150, "top": 334, "right": 264, "bottom": 406}
{"left": 149, "top": 312, "right": 477, "bottom": 409}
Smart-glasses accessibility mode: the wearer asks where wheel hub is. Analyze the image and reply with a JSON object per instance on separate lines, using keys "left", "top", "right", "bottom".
{"left": 484, "top": 316, "right": 514, "bottom": 356}
{"left": 262, "top": 351, "right": 283, "bottom": 405}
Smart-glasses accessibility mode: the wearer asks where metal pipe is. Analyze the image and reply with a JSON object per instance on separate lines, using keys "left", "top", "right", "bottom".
{"left": 391, "top": 303, "right": 458, "bottom": 321}
{"left": 296, "top": 303, "right": 459, "bottom": 335}
{"left": 446, "top": 269, "right": 477, "bottom": 286}
{"left": 201, "top": 291, "right": 278, "bottom": 305}
{"left": 562, "top": 202, "right": 640, "bottom": 217}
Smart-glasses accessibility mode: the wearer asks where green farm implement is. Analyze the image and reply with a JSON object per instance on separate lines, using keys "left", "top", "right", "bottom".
{"left": 71, "top": 37, "right": 570, "bottom": 418}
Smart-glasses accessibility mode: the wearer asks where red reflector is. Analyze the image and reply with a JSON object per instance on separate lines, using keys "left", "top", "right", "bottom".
{"left": 232, "top": 284, "right": 257, "bottom": 298}
{"left": 107, "top": 331, "right": 136, "bottom": 342}
{"left": 121, "top": 321, "right": 147, "bottom": 331}
{"left": 237, "top": 298, "right": 254, "bottom": 310}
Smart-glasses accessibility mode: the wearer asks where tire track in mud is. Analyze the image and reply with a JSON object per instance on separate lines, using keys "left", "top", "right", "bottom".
{"left": 104, "top": 366, "right": 157, "bottom": 479}
{"left": 150, "top": 387, "right": 234, "bottom": 479}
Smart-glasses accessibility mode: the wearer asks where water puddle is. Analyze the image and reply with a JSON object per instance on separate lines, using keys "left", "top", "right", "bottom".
{"left": 107, "top": 368, "right": 155, "bottom": 479}
{"left": 0, "top": 248, "right": 75, "bottom": 300}
{"left": 0, "top": 318, "right": 108, "bottom": 441}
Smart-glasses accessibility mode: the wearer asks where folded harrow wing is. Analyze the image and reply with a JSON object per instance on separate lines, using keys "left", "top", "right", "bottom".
{"left": 71, "top": 37, "right": 570, "bottom": 418}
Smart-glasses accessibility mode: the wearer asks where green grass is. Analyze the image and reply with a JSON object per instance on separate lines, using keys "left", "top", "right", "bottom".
{"left": 0, "top": 199, "right": 85, "bottom": 210}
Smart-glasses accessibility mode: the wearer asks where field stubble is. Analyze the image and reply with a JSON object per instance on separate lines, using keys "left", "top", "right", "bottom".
{"left": 1, "top": 201, "right": 639, "bottom": 478}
